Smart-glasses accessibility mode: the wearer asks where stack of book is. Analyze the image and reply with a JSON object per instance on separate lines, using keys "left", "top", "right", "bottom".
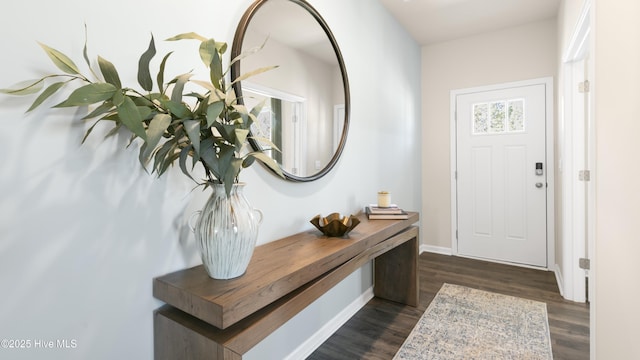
{"left": 365, "top": 204, "right": 409, "bottom": 220}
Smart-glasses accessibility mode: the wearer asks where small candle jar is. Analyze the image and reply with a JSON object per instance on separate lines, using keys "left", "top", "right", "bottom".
{"left": 377, "top": 191, "right": 391, "bottom": 208}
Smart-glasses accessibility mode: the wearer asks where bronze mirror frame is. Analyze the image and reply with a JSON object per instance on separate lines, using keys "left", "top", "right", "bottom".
{"left": 230, "top": 0, "right": 351, "bottom": 182}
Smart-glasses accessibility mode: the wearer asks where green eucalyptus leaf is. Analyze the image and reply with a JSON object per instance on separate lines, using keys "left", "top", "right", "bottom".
{"left": 232, "top": 104, "right": 251, "bottom": 127}
{"left": 162, "top": 99, "right": 191, "bottom": 118}
{"left": 0, "top": 79, "right": 45, "bottom": 95}
{"left": 245, "top": 110, "right": 257, "bottom": 130}
{"left": 223, "top": 158, "right": 242, "bottom": 195}
{"left": 247, "top": 151, "right": 285, "bottom": 178}
{"left": 171, "top": 73, "right": 192, "bottom": 103}
{"left": 137, "top": 35, "right": 156, "bottom": 91}
{"left": 153, "top": 139, "right": 176, "bottom": 175}
{"left": 160, "top": 151, "right": 180, "bottom": 175}
{"left": 152, "top": 140, "right": 172, "bottom": 172}
{"left": 230, "top": 36, "right": 269, "bottom": 67}
{"left": 132, "top": 93, "right": 161, "bottom": 107}
{"left": 82, "top": 101, "right": 114, "bottom": 120}
{"left": 249, "top": 103, "right": 265, "bottom": 118}
{"left": 209, "top": 48, "right": 223, "bottom": 91}
{"left": 145, "top": 113, "right": 172, "bottom": 158}
{"left": 26, "top": 81, "right": 66, "bottom": 111}
{"left": 38, "top": 42, "right": 81, "bottom": 75}
{"left": 218, "top": 42, "right": 228, "bottom": 54}
{"left": 211, "top": 88, "right": 227, "bottom": 103}
{"left": 165, "top": 32, "right": 207, "bottom": 42}
{"left": 137, "top": 106, "right": 152, "bottom": 121}
{"left": 226, "top": 87, "right": 238, "bottom": 107}
{"left": 191, "top": 79, "right": 216, "bottom": 93}
{"left": 112, "top": 90, "right": 124, "bottom": 106}
{"left": 194, "top": 94, "right": 209, "bottom": 117}
{"left": 157, "top": 51, "right": 173, "bottom": 94}
{"left": 55, "top": 83, "right": 116, "bottom": 107}
{"left": 199, "top": 39, "right": 218, "bottom": 69}
{"left": 249, "top": 135, "right": 281, "bottom": 152}
{"left": 81, "top": 25, "right": 100, "bottom": 81}
{"left": 82, "top": 24, "right": 91, "bottom": 69}
{"left": 101, "top": 113, "right": 119, "bottom": 121}
{"left": 138, "top": 142, "right": 150, "bottom": 170}
{"left": 234, "top": 128, "right": 249, "bottom": 150}
{"left": 179, "top": 145, "right": 196, "bottom": 181}
{"left": 191, "top": 140, "right": 201, "bottom": 165}
{"left": 200, "top": 138, "right": 220, "bottom": 179}
{"left": 205, "top": 101, "right": 224, "bottom": 127}
{"left": 214, "top": 143, "right": 235, "bottom": 182}
{"left": 98, "top": 56, "right": 122, "bottom": 88}
{"left": 230, "top": 66, "right": 278, "bottom": 86}
{"left": 115, "top": 93, "right": 147, "bottom": 140}
{"left": 249, "top": 99, "right": 265, "bottom": 118}
{"left": 183, "top": 119, "right": 201, "bottom": 156}
{"left": 213, "top": 122, "right": 236, "bottom": 144}
{"left": 185, "top": 91, "right": 206, "bottom": 101}
{"left": 242, "top": 155, "right": 255, "bottom": 168}
{"left": 155, "top": 151, "right": 173, "bottom": 175}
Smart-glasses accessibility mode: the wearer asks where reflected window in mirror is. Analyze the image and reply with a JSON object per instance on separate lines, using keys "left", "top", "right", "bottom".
{"left": 243, "top": 83, "right": 308, "bottom": 176}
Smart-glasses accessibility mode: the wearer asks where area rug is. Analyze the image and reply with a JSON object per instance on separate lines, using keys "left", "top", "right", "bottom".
{"left": 393, "top": 283, "right": 553, "bottom": 359}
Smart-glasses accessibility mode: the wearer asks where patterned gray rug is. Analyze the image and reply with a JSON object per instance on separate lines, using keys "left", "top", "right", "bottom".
{"left": 393, "top": 283, "right": 553, "bottom": 359}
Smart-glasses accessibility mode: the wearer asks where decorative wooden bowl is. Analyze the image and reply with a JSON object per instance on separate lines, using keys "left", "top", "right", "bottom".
{"left": 310, "top": 213, "right": 360, "bottom": 237}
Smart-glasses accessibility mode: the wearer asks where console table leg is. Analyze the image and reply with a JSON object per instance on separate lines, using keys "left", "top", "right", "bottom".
{"left": 373, "top": 231, "right": 419, "bottom": 307}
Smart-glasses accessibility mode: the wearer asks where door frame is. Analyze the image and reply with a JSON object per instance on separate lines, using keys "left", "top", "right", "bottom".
{"left": 561, "top": 0, "right": 593, "bottom": 304}
{"left": 450, "top": 77, "right": 555, "bottom": 269}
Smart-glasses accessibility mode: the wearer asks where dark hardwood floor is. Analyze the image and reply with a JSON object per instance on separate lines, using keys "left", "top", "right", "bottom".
{"left": 308, "top": 252, "right": 589, "bottom": 360}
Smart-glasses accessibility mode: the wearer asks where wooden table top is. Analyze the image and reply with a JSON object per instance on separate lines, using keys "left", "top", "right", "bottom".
{"left": 153, "top": 211, "right": 419, "bottom": 329}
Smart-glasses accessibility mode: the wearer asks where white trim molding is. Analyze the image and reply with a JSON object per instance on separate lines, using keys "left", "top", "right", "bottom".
{"left": 554, "top": 263, "right": 566, "bottom": 299}
{"left": 420, "top": 244, "right": 452, "bottom": 256}
{"left": 560, "top": 0, "right": 592, "bottom": 304}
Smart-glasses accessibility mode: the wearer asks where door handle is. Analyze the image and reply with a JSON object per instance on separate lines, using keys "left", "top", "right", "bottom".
{"left": 535, "top": 182, "right": 544, "bottom": 188}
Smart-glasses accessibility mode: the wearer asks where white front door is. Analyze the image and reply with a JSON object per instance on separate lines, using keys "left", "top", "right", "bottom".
{"left": 455, "top": 82, "right": 548, "bottom": 267}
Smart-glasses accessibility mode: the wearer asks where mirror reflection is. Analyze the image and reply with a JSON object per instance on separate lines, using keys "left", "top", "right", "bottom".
{"left": 232, "top": 0, "right": 349, "bottom": 181}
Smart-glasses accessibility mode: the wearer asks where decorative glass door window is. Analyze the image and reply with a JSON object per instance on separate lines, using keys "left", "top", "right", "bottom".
{"left": 473, "top": 99, "right": 525, "bottom": 134}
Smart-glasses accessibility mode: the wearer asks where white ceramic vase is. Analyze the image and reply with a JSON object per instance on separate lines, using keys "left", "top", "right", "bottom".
{"left": 191, "top": 183, "right": 262, "bottom": 279}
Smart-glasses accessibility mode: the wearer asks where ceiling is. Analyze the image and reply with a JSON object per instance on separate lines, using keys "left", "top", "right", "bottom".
{"left": 379, "top": 0, "right": 561, "bottom": 45}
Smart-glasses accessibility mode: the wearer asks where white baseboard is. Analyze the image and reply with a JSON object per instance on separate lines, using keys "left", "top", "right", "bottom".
{"left": 420, "top": 244, "right": 453, "bottom": 255}
{"left": 284, "top": 286, "right": 375, "bottom": 360}
{"left": 554, "top": 264, "right": 565, "bottom": 299}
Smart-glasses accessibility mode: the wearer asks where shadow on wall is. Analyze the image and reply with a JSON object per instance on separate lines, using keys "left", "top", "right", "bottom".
{"left": 0, "top": 112, "right": 201, "bottom": 357}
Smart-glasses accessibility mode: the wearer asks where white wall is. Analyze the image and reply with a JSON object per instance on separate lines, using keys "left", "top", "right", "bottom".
{"left": 421, "top": 19, "right": 557, "bottom": 250}
{"left": 0, "top": 1, "right": 421, "bottom": 359}
{"left": 592, "top": 0, "right": 640, "bottom": 358}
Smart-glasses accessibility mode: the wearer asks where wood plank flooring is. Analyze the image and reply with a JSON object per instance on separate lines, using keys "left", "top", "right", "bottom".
{"left": 307, "top": 252, "right": 589, "bottom": 360}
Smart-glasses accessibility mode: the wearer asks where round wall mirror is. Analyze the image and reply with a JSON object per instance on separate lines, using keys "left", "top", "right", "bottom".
{"left": 231, "top": 0, "right": 350, "bottom": 181}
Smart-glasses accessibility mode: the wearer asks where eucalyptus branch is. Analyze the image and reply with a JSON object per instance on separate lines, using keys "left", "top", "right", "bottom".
{"left": 0, "top": 74, "right": 86, "bottom": 95}
{"left": 82, "top": 23, "right": 101, "bottom": 82}
{"left": 125, "top": 87, "right": 167, "bottom": 113}
{"left": 1, "top": 29, "right": 284, "bottom": 197}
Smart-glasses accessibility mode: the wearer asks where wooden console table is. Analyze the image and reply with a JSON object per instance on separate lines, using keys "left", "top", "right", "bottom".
{"left": 153, "top": 212, "right": 419, "bottom": 360}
